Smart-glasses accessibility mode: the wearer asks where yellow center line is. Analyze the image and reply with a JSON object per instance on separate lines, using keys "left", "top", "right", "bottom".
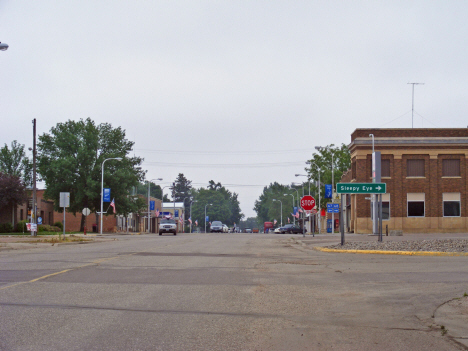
{"left": 0, "top": 253, "right": 137, "bottom": 292}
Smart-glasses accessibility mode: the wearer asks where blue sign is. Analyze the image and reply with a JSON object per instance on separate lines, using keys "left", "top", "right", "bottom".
{"left": 150, "top": 201, "right": 155, "bottom": 211}
{"left": 205, "top": 216, "right": 209, "bottom": 222}
{"left": 327, "top": 203, "right": 340, "bottom": 213}
{"left": 175, "top": 210, "right": 179, "bottom": 218}
{"left": 37, "top": 217, "right": 42, "bottom": 225}
{"left": 327, "top": 219, "right": 332, "bottom": 233}
{"left": 103, "top": 188, "right": 111, "bottom": 202}
{"left": 293, "top": 207, "right": 298, "bottom": 215}
{"left": 325, "top": 184, "right": 332, "bottom": 199}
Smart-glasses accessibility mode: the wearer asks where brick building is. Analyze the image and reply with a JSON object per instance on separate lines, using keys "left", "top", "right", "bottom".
{"left": 343, "top": 128, "right": 468, "bottom": 234}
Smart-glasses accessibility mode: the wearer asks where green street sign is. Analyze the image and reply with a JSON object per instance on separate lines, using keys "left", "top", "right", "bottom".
{"left": 336, "top": 183, "right": 386, "bottom": 194}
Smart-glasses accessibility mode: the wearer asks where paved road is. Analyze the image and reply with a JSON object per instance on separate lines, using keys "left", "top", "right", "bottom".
{"left": 1, "top": 233, "right": 467, "bottom": 350}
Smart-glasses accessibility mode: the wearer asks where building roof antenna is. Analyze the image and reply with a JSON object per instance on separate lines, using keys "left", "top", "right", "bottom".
{"left": 407, "top": 82, "right": 425, "bottom": 128}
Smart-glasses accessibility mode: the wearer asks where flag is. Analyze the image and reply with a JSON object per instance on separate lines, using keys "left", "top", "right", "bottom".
{"left": 155, "top": 209, "right": 160, "bottom": 217}
{"left": 288, "top": 217, "right": 290, "bottom": 223}
{"left": 110, "top": 198, "right": 116, "bottom": 213}
{"left": 274, "top": 219, "right": 277, "bottom": 225}
{"left": 295, "top": 212, "right": 300, "bottom": 219}
{"left": 298, "top": 208, "right": 303, "bottom": 213}
{"left": 195, "top": 220, "right": 198, "bottom": 226}
{"left": 209, "top": 222, "right": 211, "bottom": 226}
{"left": 188, "top": 217, "right": 192, "bottom": 224}
{"left": 179, "top": 216, "right": 183, "bottom": 224}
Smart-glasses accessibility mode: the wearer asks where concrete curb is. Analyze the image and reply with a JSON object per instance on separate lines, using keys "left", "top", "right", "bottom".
{"left": 314, "top": 246, "right": 468, "bottom": 256}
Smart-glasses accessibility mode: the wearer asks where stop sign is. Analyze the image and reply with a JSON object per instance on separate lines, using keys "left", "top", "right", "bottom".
{"left": 300, "top": 195, "right": 316, "bottom": 211}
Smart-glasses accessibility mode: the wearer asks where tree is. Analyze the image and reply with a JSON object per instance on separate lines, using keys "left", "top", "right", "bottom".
{"left": 135, "top": 182, "right": 170, "bottom": 202}
{"left": 305, "top": 143, "right": 351, "bottom": 209}
{"left": 37, "top": 118, "right": 146, "bottom": 231}
{"left": 0, "top": 173, "right": 28, "bottom": 223}
{"left": 190, "top": 180, "right": 244, "bottom": 227}
{"left": 254, "top": 182, "right": 292, "bottom": 225}
{"left": 0, "top": 140, "right": 32, "bottom": 186}
{"left": 170, "top": 173, "right": 193, "bottom": 216}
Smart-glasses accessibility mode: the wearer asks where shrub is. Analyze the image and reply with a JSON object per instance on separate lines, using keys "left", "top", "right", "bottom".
{"left": 0, "top": 222, "right": 14, "bottom": 233}
{"left": 38, "top": 224, "right": 62, "bottom": 232}
{"left": 54, "top": 221, "right": 63, "bottom": 230}
{"left": 16, "top": 220, "right": 28, "bottom": 232}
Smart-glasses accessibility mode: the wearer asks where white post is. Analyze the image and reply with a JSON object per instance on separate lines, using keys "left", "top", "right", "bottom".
{"left": 100, "top": 157, "right": 122, "bottom": 235}
{"left": 331, "top": 153, "right": 334, "bottom": 233}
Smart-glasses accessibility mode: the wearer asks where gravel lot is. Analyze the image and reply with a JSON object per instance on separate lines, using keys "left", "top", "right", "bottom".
{"left": 326, "top": 238, "right": 468, "bottom": 252}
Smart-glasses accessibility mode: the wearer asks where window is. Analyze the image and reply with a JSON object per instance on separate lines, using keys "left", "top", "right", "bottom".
{"left": 442, "top": 159, "right": 460, "bottom": 177}
{"left": 381, "top": 159, "right": 390, "bottom": 177}
{"left": 370, "top": 193, "right": 390, "bottom": 220}
{"left": 20, "top": 209, "right": 23, "bottom": 221}
{"left": 443, "top": 193, "right": 460, "bottom": 217}
{"left": 407, "top": 193, "right": 425, "bottom": 217}
{"left": 407, "top": 159, "right": 425, "bottom": 177}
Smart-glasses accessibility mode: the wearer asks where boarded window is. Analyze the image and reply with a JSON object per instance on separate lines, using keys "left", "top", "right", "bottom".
{"left": 442, "top": 159, "right": 460, "bottom": 177}
{"left": 407, "top": 159, "right": 425, "bottom": 177}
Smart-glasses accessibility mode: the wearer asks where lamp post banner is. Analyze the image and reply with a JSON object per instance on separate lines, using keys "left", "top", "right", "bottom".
{"left": 325, "top": 185, "right": 332, "bottom": 199}
{"left": 150, "top": 201, "right": 155, "bottom": 211}
{"left": 103, "top": 188, "right": 111, "bottom": 202}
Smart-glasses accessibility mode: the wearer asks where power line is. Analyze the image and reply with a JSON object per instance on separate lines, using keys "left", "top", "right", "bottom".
{"left": 136, "top": 148, "right": 317, "bottom": 155}
{"left": 144, "top": 161, "right": 305, "bottom": 168}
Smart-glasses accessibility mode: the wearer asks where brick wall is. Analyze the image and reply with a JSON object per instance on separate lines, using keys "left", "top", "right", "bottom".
{"left": 351, "top": 128, "right": 468, "bottom": 141}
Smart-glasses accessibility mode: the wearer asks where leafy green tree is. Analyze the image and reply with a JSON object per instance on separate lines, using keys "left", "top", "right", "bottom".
{"left": 37, "top": 118, "right": 146, "bottom": 231}
{"left": 254, "top": 182, "right": 293, "bottom": 225}
{"left": 170, "top": 173, "right": 193, "bottom": 215}
{"left": 0, "top": 173, "right": 28, "bottom": 224}
{"left": 191, "top": 180, "right": 243, "bottom": 228}
{"left": 0, "top": 140, "right": 32, "bottom": 186}
{"left": 305, "top": 143, "right": 351, "bottom": 209}
{"left": 240, "top": 217, "right": 261, "bottom": 231}
{"left": 135, "top": 182, "right": 170, "bottom": 202}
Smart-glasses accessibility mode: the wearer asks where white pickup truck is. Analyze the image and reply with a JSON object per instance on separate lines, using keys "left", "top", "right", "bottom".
{"left": 159, "top": 218, "right": 177, "bottom": 235}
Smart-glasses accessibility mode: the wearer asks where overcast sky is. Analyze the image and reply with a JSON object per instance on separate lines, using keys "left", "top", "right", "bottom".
{"left": 2, "top": 1, "right": 468, "bottom": 218}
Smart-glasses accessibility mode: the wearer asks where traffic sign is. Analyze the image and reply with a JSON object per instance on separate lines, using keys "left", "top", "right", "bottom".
{"left": 327, "top": 204, "right": 340, "bottom": 213}
{"left": 336, "top": 183, "right": 386, "bottom": 194}
{"left": 300, "top": 195, "right": 316, "bottom": 211}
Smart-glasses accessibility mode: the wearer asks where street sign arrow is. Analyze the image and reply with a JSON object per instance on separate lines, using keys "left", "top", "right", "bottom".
{"left": 336, "top": 183, "right": 386, "bottom": 194}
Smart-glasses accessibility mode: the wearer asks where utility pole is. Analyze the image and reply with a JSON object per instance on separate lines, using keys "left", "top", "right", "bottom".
{"left": 32, "top": 119, "right": 37, "bottom": 236}
{"left": 407, "top": 82, "right": 425, "bottom": 128}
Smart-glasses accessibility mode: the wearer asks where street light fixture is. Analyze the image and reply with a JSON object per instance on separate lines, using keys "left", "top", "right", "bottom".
{"left": 295, "top": 174, "right": 310, "bottom": 195}
{"left": 204, "top": 203, "right": 213, "bottom": 233}
{"left": 284, "top": 193, "right": 295, "bottom": 225}
{"left": 272, "top": 199, "right": 283, "bottom": 227}
{"left": 147, "top": 178, "right": 163, "bottom": 233}
{"left": 316, "top": 146, "right": 335, "bottom": 233}
{"left": 0, "top": 42, "right": 8, "bottom": 51}
{"left": 100, "top": 157, "right": 122, "bottom": 234}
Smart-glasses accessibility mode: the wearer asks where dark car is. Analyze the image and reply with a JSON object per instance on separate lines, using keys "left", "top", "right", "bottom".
{"left": 276, "top": 224, "right": 304, "bottom": 234}
{"left": 210, "top": 221, "right": 223, "bottom": 233}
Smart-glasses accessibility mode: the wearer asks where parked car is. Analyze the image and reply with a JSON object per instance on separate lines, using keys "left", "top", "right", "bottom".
{"left": 245, "top": 228, "right": 252, "bottom": 233}
{"left": 274, "top": 227, "right": 281, "bottom": 233}
{"left": 222, "top": 224, "right": 229, "bottom": 233}
{"left": 276, "top": 224, "right": 304, "bottom": 234}
{"left": 159, "top": 218, "right": 177, "bottom": 235}
{"left": 210, "top": 221, "right": 223, "bottom": 233}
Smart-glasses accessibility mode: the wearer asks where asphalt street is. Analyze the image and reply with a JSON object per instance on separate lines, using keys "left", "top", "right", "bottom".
{"left": 1, "top": 233, "right": 467, "bottom": 350}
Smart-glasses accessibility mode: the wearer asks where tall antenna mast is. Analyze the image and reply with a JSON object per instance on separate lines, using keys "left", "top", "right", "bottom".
{"left": 407, "top": 82, "right": 425, "bottom": 128}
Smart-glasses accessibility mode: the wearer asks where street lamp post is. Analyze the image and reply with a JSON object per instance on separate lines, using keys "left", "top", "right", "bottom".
{"left": 100, "top": 157, "right": 122, "bottom": 234}
{"left": 316, "top": 146, "right": 335, "bottom": 233}
{"left": 204, "top": 203, "right": 213, "bottom": 233}
{"left": 295, "top": 174, "right": 310, "bottom": 195}
{"left": 284, "top": 193, "right": 295, "bottom": 225}
{"left": 272, "top": 199, "right": 283, "bottom": 227}
{"left": 147, "top": 178, "right": 163, "bottom": 233}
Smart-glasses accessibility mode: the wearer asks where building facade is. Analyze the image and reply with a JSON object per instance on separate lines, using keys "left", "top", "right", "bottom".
{"left": 344, "top": 128, "right": 468, "bottom": 234}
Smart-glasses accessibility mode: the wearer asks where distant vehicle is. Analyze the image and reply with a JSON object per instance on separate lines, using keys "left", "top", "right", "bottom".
{"left": 210, "top": 221, "right": 223, "bottom": 233}
{"left": 245, "top": 228, "right": 252, "bottom": 233}
{"left": 159, "top": 218, "right": 177, "bottom": 235}
{"left": 264, "top": 222, "right": 274, "bottom": 233}
{"left": 274, "top": 227, "right": 281, "bottom": 233}
{"left": 222, "top": 224, "right": 229, "bottom": 233}
{"left": 252, "top": 228, "right": 259, "bottom": 233}
{"left": 276, "top": 224, "right": 304, "bottom": 234}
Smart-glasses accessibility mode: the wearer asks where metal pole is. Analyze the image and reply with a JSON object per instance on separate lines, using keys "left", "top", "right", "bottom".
{"left": 280, "top": 200, "right": 282, "bottom": 227}
{"left": 100, "top": 158, "right": 122, "bottom": 234}
{"left": 32, "top": 119, "right": 37, "bottom": 236}
{"left": 147, "top": 181, "right": 150, "bottom": 233}
{"left": 331, "top": 153, "right": 334, "bottom": 233}
{"left": 63, "top": 206, "right": 65, "bottom": 237}
{"left": 318, "top": 171, "right": 321, "bottom": 234}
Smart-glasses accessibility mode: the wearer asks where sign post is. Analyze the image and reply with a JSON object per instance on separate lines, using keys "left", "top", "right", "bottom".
{"left": 60, "top": 192, "right": 70, "bottom": 238}
{"left": 300, "top": 195, "right": 316, "bottom": 238}
{"left": 82, "top": 207, "right": 91, "bottom": 235}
